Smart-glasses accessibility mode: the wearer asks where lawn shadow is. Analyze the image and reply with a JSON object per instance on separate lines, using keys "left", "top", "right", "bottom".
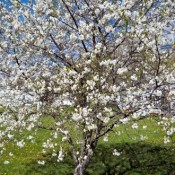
{"left": 87, "top": 142, "right": 175, "bottom": 175}
{"left": 24, "top": 142, "right": 175, "bottom": 175}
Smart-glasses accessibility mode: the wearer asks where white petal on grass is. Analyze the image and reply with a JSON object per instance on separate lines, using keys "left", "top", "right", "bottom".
{"left": 4, "top": 160, "right": 10, "bottom": 164}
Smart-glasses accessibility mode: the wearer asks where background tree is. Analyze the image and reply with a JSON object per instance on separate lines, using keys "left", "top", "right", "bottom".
{"left": 0, "top": 0, "right": 175, "bottom": 174}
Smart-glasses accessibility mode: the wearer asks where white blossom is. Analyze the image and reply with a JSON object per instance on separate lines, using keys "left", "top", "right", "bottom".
{"left": 17, "top": 140, "right": 25, "bottom": 148}
{"left": 117, "top": 67, "right": 128, "bottom": 74}
{"left": 143, "top": 125, "right": 147, "bottom": 129}
{"left": 9, "top": 152, "right": 14, "bottom": 156}
{"left": 4, "top": 160, "right": 10, "bottom": 165}
{"left": 37, "top": 160, "right": 45, "bottom": 165}
{"left": 131, "top": 123, "right": 139, "bottom": 129}
{"left": 103, "top": 135, "right": 108, "bottom": 142}
{"left": 57, "top": 147, "right": 64, "bottom": 162}
{"left": 113, "top": 149, "right": 121, "bottom": 156}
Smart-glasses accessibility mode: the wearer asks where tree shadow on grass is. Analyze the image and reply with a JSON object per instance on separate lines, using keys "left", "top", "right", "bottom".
{"left": 24, "top": 142, "right": 175, "bottom": 175}
{"left": 87, "top": 143, "right": 175, "bottom": 175}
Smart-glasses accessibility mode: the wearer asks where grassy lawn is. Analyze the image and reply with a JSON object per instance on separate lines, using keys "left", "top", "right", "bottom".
{"left": 0, "top": 116, "right": 175, "bottom": 175}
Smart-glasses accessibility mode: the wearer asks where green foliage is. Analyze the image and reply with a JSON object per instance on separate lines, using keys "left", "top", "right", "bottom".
{"left": 39, "top": 115, "right": 56, "bottom": 129}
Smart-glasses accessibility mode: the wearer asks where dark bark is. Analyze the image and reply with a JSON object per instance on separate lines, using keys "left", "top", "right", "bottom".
{"left": 74, "top": 154, "right": 92, "bottom": 175}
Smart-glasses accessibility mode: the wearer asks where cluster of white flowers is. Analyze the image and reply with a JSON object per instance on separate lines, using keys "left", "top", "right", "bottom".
{"left": 164, "top": 136, "right": 170, "bottom": 144}
{"left": 42, "top": 139, "right": 54, "bottom": 149}
{"left": 117, "top": 67, "right": 128, "bottom": 75}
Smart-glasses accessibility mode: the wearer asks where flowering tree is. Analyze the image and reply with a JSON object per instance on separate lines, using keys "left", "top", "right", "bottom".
{"left": 0, "top": 0, "right": 175, "bottom": 174}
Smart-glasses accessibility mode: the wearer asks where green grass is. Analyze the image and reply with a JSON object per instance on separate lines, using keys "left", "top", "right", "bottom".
{"left": 0, "top": 106, "right": 5, "bottom": 114}
{"left": 0, "top": 117, "right": 175, "bottom": 175}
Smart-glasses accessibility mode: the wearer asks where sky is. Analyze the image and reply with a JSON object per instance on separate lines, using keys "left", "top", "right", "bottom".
{"left": 1, "top": 0, "right": 28, "bottom": 3}
{"left": 1, "top": 0, "right": 30, "bottom": 7}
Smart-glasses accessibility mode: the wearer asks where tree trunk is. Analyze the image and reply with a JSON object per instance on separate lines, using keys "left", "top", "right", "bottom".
{"left": 74, "top": 163, "right": 86, "bottom": 175}
{"left": 74, "top": 130, "right": 98, "bottom": 174}
{"left": 74, "top": 154, "right": 92, "bottom": 175}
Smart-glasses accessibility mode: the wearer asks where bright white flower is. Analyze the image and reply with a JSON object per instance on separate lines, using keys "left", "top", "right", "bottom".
{"left": 143, "top": 125, "right": 147, "bottom": 129}
{"left": 7, "top": 134, "right": 14, "bottom": 139}
{"left": 103, "top": 135, "right": 108, "bottom": 142}
{"left": 95, "top": 9, "right": 100, "bottom": 15}
{"left": 120, "top": 118, "right": 129, "bottom": 124}
{"left": 149, "top": 79, "right": 155, "bottom": 85}
{"left": 167, "top": 128, "right": 174, "bottom": 136}
{"left": 164, "top": 136, "right": 170, "bottom": 144}
{"left": 27, "top": 135, "right": 33, "bottom": 140}
{"left": 42, "top": 139, "right": 54, "bottom": 148}
{"left": 117, "top": 67, "right": 128, "bottom": 74}
{"left": 9, "top": 152, "right": 14, "bottom": 156}
{"left": 2, "top": 41, "right": 8, "bottom": 48}
{"left": 79, "top": 34, "right": 84, "bottom": 40}
{"left": 87, "top": 80, "right": 95, "bottom": 87}
{"left": 169, "top": 90, "right": 175, "bottom": 96}
{"left": 105, "top": 26, "right": 113, "bottom": 33}
{"left": 37, "top": 160, "right": 45, "bottom": 165}
{"left": 17, "top": 140, "right": 25, "bottom": 148}
{"left": 82, "top": 108, "right": 89, "bottom": 117}
{"left": 0, "top": 143, "right": 4, "bottom": 148}
{"left": 131, "top": 123, "right": 138, "bottom": 129}
{"left": 53, "top": 132, "right": 58, "bottom": 139}
{"left": 132, "top": 113, "right": 139, "bottom": 119}
{"left": 113, "top": 149, "right": 121, "bottom": 156}
{"left": 27, "top": 123, "right": 35, "bottom": 131}
{"left": 70, "top": 33, "right": 77, "bottom": 40}
{"left": 42, "top": 149, "right": 46, "bottom": 154}
{"left": 72, "top": 113, "right": 82, "bottom": 121}
{"left": 57, "top": 147, "right": 64, "bottom": 162}
{"left": 4, "top": 160, "right": 10, "bottom": 165}
{"left": 95, "top": 43, "right": 102, "bottom": 50}
{"left": 93, "top": 75, "right": 98, "bottom": 81}
{"left": 154, "top": 90, "right": 162, "bottom": 96}
{"left": 83, "top": 67, "right": 91, "bottom": 74}
{"left": 103, "top": 117, "right": 110, "bottom": 123}
{"left": 62, "top": 136, "right": 68, "bottom": 142}
{"left": 99, "top": 60, "right": 109, "bottom": 66}
{"left": 110, "top": 60, "right": 117, "bottom": 65}
{"left": 63, "top": 99, "right": 72, "bottom": 105}
{"left": 52, "top": 152, "right": 57, "bottom": 157}
{"left": 87, "top": 124, "right": 97, "bottom": 130}
{"left": 131, "top": 74, "right": 137, "bottom": 81}
{"left": 140, "top": 135, "right": 147, "bottom": 141}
